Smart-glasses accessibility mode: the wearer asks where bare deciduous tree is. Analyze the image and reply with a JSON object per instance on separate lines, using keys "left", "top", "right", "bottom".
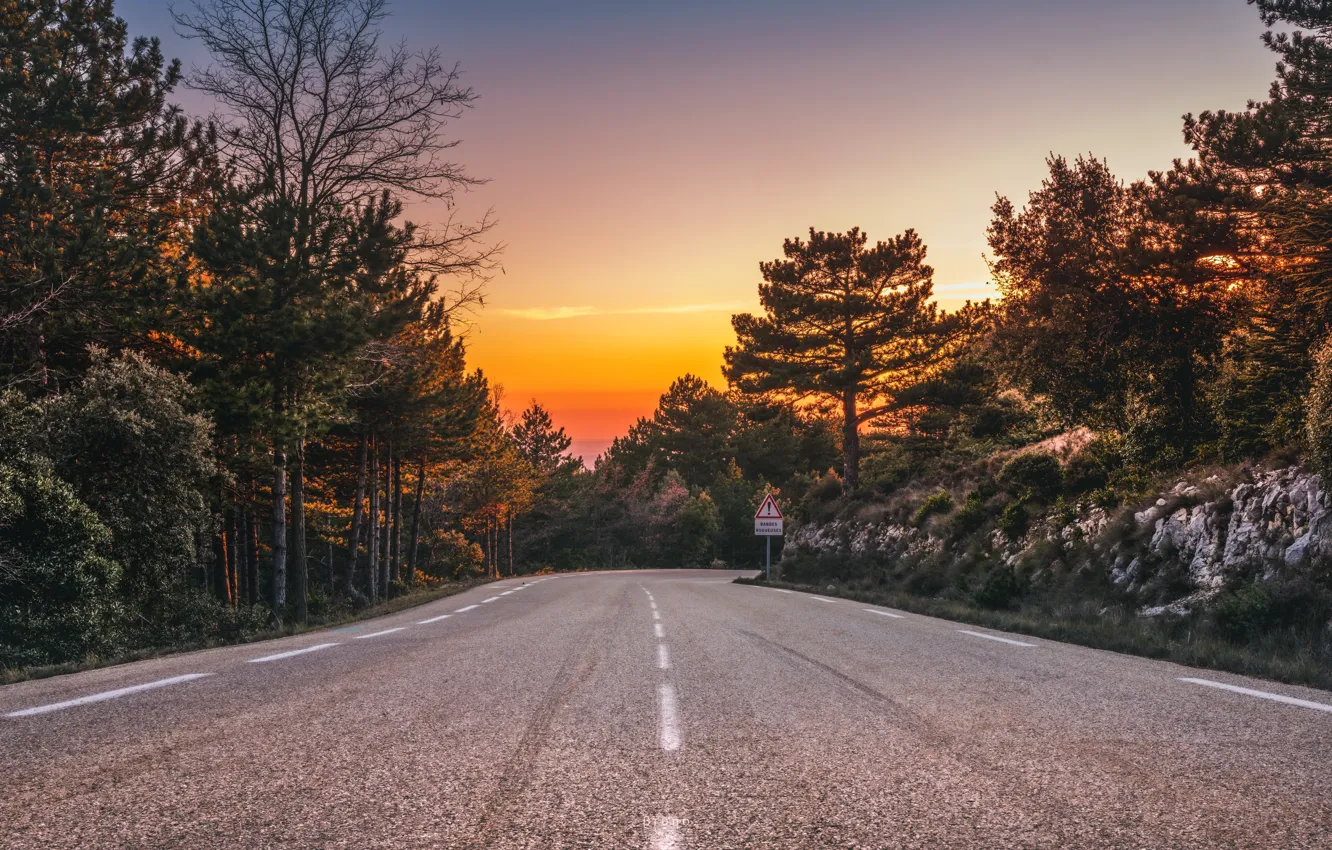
{"left": 175, "top": 0, "right": 497, "bottom": 622}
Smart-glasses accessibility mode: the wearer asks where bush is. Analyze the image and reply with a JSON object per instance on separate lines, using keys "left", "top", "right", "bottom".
{"left": 998, "top": 451, "right": 1062, "bottom": 502}
{"left": 912, "top": 491, "right": 954, "bottom": 526}
{"left": 973, "top": 565, "right": 1022, "bottom": 609}
{"left": 1306, "top": 336, "right": 1332, "bottom": 476}
{"left": 949, "top": 488, "right": 991, "bottom": 539}
{"left": 0, "top": 455, "right": 126, "bottom": 668}
{"left": 998, "top": 498, "right": 1029, "bottom": 540}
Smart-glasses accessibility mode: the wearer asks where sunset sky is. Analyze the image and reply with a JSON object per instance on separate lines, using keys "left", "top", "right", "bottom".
{"left": 123, "top": 0, "right": 1277, "bottom": 461}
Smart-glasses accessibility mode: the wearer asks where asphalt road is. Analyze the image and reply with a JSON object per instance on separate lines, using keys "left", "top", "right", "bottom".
{"left": 3, "top": 570, "right": 1332, "bottom": 849}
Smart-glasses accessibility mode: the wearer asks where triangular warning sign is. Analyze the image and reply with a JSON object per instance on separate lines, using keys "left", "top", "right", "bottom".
{"left": 754, "top": 493, "right": 783, "bottom": 520}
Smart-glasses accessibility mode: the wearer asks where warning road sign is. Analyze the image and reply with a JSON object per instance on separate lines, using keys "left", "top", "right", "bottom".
{"left": 754, "top": 494, "right": 783, "bottom": 536}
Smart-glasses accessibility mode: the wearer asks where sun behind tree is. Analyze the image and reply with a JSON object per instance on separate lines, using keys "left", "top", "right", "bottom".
{"left": 724, "top": 227, "right": 985, "bottom": 492}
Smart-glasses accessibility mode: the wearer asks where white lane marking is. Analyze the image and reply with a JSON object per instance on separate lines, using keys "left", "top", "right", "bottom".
{"left": 652, "top": 610, "right": 661, "bottom": 620}
{"left": 654, "top": 623, "right": 665, "bottom": 639}
{"left": 810, "top": 596, "right": 838, "bottom": 603}
{"left": 866, "top": 609, "right": 905, "bottom": 619}
{"left": 647, "top": 815, "right": 683, "bottom": 849}
{"left": 657, "top": 683, "right": 682, "bottom": 751}
{"left": 354, "top": 627, "right": 406, "bottom": 640}
{"left": 958, "top": 629, "right": 1035, "bottom": 647}
{"left": 418, "top": 614, "right": 452, "bottom": 624}
{"left": 6, "top": 674, "right": 212, "bottom": 718}
{"left": 657, "top": 644, "right": 671, "bottom": 670}
{"left": 500, "top": 591, "right": 516, "bottom": 596}
{"left": 768, "top": 588, "right": 794, "bottom": 594}
{"left": 455, "top": 605, "right": 479, "bottom": 612}
{"left": 649, "top": 601, "right": 657, "bottom": 610}
{"left": 481, "top": 596, "right": 502, "bottom": 603}
{"left": 1179, "top": 677, "right": 1332, "bottom": 714}
{"left": 248, "top": 643, "right": 340, "bottom": 663}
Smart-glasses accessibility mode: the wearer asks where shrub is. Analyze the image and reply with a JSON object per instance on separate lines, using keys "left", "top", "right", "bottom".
{"left": 1306, "top": 336, "right": 1332, "bottom": 476}
{"left": 0, "top": 455, "right": 126, "bottom": 668}
{"left": 912, "top": 491, "right": 954, "bottom": 526}
{"left": 998, "top": 451, "right": 1062, "bottom": 502}
{"left": 998, "top": 498, "right": 1029, "bottom": 540}
{"left": 973, "top": 565, "right": 1022, "bottom": 609}
{"left": 949, "top": 489, "right": 990, "bottom": 539}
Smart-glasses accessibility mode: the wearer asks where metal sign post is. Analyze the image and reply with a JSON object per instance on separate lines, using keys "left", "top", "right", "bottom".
{"left": 753, "top": 494, "right": 783, "bottom": 581}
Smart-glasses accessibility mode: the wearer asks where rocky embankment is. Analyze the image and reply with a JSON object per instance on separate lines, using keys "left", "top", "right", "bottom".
{"left": 785, "top": 464, "right": 1331, "bottom": 614}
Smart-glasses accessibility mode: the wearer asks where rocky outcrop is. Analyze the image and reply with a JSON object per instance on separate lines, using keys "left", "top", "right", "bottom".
{"left": 785, "top": 464, "right": 1331, "bottom": 614}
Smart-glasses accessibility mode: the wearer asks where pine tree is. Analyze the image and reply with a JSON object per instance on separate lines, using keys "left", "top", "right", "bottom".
{"left": 725, "top": 228, "right": 982, "bottom": 492}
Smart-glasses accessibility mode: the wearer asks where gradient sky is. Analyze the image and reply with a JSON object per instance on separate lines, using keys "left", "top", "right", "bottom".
{"left": 122, "top": 0, "right": 1278, "bottom": 460}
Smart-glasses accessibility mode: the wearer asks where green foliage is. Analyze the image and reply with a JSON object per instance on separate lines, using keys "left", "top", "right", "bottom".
{"left": 0, "top": 449, "right": 125, "bottom": 668}
{"left": 1305, "top": 337, "right": 1332, "bottom": 476}
{"left": 997, "top": 452, "right": 1062, "bottom": 502}
{"left": 912, "top": 491, "right": 954, "bottom": 527}
{"left": 949, "top": 488, "right": 991, "bottom": 539}
{"left": 998, "top": 499, "right": 1030, "bottom": 540}
{"left": 973, "top": 565, "right": 1023, "bottom": 610}
{"left": 45, "top": 350, "right": 217, "bottom": 635}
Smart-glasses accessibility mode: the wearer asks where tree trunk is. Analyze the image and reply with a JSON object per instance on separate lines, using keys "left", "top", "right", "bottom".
{"left": 246, "top": 497, "right": 260, "bottom": 607}
{"left": 406, "top": 457, "right": 425, "bottom": 586}
{"left": 219, "top": 502, "right": 234, "bottom": 606}
{"left": 292, "top": 436, "right": 308, "bottom": 623}
{"left": 841, "top": 388, "right": 860, "bottom": 493}
{"left": 270, "top": 440, "right": 288, "bottom": 625}
{"left": 380, "top": 440, "right": 392, "bottom": 597}
{"left": 226, "top": 501, "right": 239, "bottom": 606}
{"left": 345, "top": 430, "right": 368, "bottom": 596}
{"left": 507, "top": 510, "right": 514, "bottom": 577}
{"left": 368, "top": 435, "right": 380, "bottom": 604}
{"left": 391, "top": 454, "right": 402, "bottom": 584}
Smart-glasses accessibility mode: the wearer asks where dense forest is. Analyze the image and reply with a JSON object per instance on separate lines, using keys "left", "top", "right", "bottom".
{"left": 6, "top": 0, "right": 1332, "bottom": 673}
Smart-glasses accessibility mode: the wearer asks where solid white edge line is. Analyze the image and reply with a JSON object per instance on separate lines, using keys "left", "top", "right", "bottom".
{"left": 865, "top": 609, "right": 905, "bottom": 619}
{"left": 455, "top": 605, "right": 479, "bottom": 612}
{"left": 657, "top": 643, "right": 671, "bottom": 670}
{"left": 6, "top": 674, "right": 212, "bottom": 717}
{"left": 248, "top": 643, "right": 340, "bottom": 663}
{"left": 958, "top": 629, "right": 1035, "bottom": 647}
{"left": 1179, "top": 677, "right": 1332, "bottom": 714}
{"left": 418, "top": 614, "right": 452, "bottom": 624}
{"left": 647, "top": 814, "right": 683, "bottom": 850}
{"left": 354, "top": 627, "right": 406, "bottom": 640}
{"left": 768, "top": 588, "right": 794, "bottom": 594}
{"left": 658, "top": 683, "right": 682, "bottom": 751}
{"left": 654, "top": 623, "right": 665, "bottom": 639}
{"left": 810, "top": 596, "right": 838, "bottom": 603}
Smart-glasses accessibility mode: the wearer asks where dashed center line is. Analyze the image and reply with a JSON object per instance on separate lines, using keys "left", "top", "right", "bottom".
{"left": 647, "top": 815, "right": 683, "bottom": 849}
{"left": 652, "top": 610, "right": 661, "bottom": 620}
{"left": 654, "top": 623, "right": 665, "bottom": 639}
{"left": 354, "top": 627, "right": 406, "bottom": 640}
{"left": 455, "top": 605, "right": 479, "bottom": 613}
{"left": 958, "top": 629, "right": 1035, "bottom": 647}
{"left": 1179, "top": 677, "right": 1332, "bottom": 714}
{"left": 657, "top": 683, "right": 682, "bottom": 751}
{"left": 865, "top": 609, "right": 905, "bottom": 619}
{"left": 500, "top": 590, "right": 516, "bottom": 596}
{"left": 418, "top": 614, "right": 452, "bottom": 624}
{"left": 481, "top": 596, "right": 501, "bottom": 603}
{"left": 657, "top": 644, "right": 671, "bottom": 670}
{"left": 248, "top": 643, "right": 340, "bottom": 663}
{"left": 5, "top": 674, "right": 212, "bottom": 718}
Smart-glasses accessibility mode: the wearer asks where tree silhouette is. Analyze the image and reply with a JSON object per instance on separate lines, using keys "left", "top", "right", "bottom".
{"left": 725, "top": 228, "right": 982, "bottom": 492}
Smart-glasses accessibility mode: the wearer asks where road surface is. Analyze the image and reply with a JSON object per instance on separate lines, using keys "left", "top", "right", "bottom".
{"left": 3, "top": 569, "right": 1331, "bottom": 848}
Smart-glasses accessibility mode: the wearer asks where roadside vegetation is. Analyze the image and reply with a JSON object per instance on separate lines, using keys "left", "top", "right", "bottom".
{"left": 5, "top": 0, "right": 1332, "bottom": 685}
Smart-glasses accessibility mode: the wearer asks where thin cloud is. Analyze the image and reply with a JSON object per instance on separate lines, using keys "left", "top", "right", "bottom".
{"left": 498, "top": 302, "right": 751, "bottom": 321}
